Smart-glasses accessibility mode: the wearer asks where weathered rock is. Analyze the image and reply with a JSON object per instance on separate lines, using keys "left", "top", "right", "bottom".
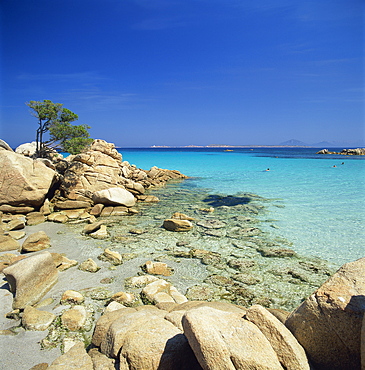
{"left": 92, "top": 187, "right": 136, "bottom": 207}
{"left": 258, "top": 247, "right": 296, "bottom": 258}
{"left": 100, "top": 248, "right": 122, "bottom": 265}
{"left": 48, "top": 213, "right": 69, "bottom": 223}
{"left": 125, "top": 274, "right": 160, "bottom": 288}
{"left": 90, "top": 224, "right": 109, "bottom": 239}
{"left": 0, "top": 204, "right": 35, "bottom": 214}
{"left": 21, "top": 305, "right": 56, "bottom": 331}
{"left": 119, "top": 315, "right": 201, "bottom": 370}
{"left": 142, "top": 279, "right": 188, "bottom": 305}
{"left": 172, "top": 212, "right": 194, "bottom": 221}
{"left": 88, "top": 348, "right": 115, "bottom": 370}
{"left": 61, "top": 305, "right": 87, "bottom": 331}
{"left": 0, "top": 234, "right": 20, "bottom": 251}
{"left": 104, "top": 301, "right": 126, "bottom": 313}
{"left": 55, "top": 200, "right": 92, "bottom": 210}
{"left": 3, "top": 251, "right": 58, "bottom": 309}
{"left": 246, "top": 304, "right": 310, "bottom": 369}
{"left": 93, "top": 308, "right": 136, "bottom": 347}
{"left": 182, "top": 306, "right": 283, "bottom": 369}
{"left": 15, "top": 141, "right": 36, "bottom": 156}
{"left": 163, "top": 219, "right": 193, "bottom": 232}
{"left": 83, "top": 220, "right": 104, "bottom": 234}
{"left": 7, "top": 230, "right": 26, "bottom": 240}
{"left": 51, "top": 253, "right": 78, "bottom": 271}
{"left": 142, "top": 260, "right": 174, "bottom": 276}
{"left": 0, "top": 150, "right": 56, "bottom": 207}
{"left": 90, "top": 203, "right": 104, "bottom": 216}
{"left": 5, "top": 218, "right": 25, "bottom": 231}
{"left": 0, "top": 139, "right": 14, "bottom": 151}
{"left": 61, "top": 290, "right": 85, "bottom": 305}
{"left": 21, "top": 231, "right": 51, "bottom": 252}
{"left": 48, "top": 341, "right": 93, "bottom": 370}
{"left": 111, "top": 292, "right": 136, "bottom": 306}
{"left": 0, "top": 253, "right": 26, "bottom": 272}
{"left": 285, "top": 257, "right": 365, "bottom": 370}
{"left": 25, "top": 212, "right": 46, "bottom": 225}
{"left": 196, "top": 219, "right": 226, "bottom": 229}
{"left": 78, "top": 258, "right": 100, "bottom": 272}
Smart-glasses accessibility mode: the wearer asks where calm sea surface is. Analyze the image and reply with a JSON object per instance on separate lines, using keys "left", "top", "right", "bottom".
{"left": 119, "top": 147, "right": 365, "bottom": 266}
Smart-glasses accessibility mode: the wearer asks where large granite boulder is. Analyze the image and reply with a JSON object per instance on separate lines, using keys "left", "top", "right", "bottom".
{"left": 0, "top": 150, "right": 57, "bottom": 208}
{"left": 92, "top": 187, "right": 136, "bottom": 207}
{"left": 15, "top": 141, "right": 37, "bottom": 157}
{"left": 285, "top": 257, "right": 365, "bottom": 370}
{"left": 182, "top": 306, "right": 283, "bottom": 369}
{"left": 0, "top": 139, "right": 13, "bottom": 151}
{"left": 47, "top": 342, "right": 93, "bottom": 370}
{"left": 3, "top": 251, "right": 58, "bottom": 309}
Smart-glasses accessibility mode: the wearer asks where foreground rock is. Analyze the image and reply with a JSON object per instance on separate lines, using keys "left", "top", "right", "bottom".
{"left": 285, "top": 256, "right": 365, "bottom": 370}
{"left": 0, "top": 149, "right": 57, "bottom": 208}
{"left": 3, "top": 251, "right": 58, "bottom": 309}
{"left": 183, "top": 306, "right": 283, "bottom": 369}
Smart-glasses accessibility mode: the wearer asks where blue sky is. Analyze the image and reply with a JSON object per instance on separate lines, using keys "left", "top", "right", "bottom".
{"left": 1, "top": 0, "right": 363, "bottom": 147}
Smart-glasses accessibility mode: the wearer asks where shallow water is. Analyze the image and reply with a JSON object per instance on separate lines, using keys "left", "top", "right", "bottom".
{"left": 120, "top": 147, "right": 365, "bottom": 266}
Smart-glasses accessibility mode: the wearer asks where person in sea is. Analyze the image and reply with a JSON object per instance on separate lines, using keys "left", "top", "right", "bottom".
{"left": 265, "top": 168, "right": 270, "bottom": 171}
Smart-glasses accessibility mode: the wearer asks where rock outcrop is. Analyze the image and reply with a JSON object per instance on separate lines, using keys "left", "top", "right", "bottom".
{"left": 0, "top": 149, "right": 57, "bottom": 208}
{"left": 316, "top": 148, "right": 365, "bottom": 155}
{"left": 285, "top": 256, "right": 365, "bottom": 370}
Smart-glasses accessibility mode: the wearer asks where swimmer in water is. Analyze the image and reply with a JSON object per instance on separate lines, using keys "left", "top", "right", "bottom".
{"left": 265, "top": 168, "right": 270, "bottom": 171}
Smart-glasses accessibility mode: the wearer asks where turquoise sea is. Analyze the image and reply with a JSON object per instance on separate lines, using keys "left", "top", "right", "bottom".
{"left": 119, "top": 147, "right": 365, "bottom": 267}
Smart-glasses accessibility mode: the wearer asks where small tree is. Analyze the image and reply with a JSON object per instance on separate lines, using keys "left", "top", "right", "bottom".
{"left": 26, "top": 100, "right": 93, "bottom": 157}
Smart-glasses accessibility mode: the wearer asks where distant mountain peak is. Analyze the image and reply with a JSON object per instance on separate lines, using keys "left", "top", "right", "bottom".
{"left": 280, "top": 139, "right": 308, "bottom": 146}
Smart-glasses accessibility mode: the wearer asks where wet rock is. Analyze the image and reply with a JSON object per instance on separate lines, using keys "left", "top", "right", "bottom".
{"left": 204, "top": 274, "right": 235, "bottom": 287}
{"left": 22, "top": 305, "right": 56, "bottom": 331}
{"left": 285, "top": 257, "right": 365, "bottom": 370}
{"left": 196, "top": 219, "right": 226, "bottom": 229}
{"left": 78, "top": 258, "right": 100, "bottom": 273}
{"left": 172, "top": 212, "right": 194, "bottom": 221}
{"left": 142, "top": 260, "right": 174, "bottom": 276}
{"left": 0, "top": 234, "right": 20, "bottom": 252}
{"left": 163, "top": 219, "right": 193, "bottom": 232}
{"left": 227, "top": 258, "right": 256, "bottom": 271}
{"left": 246, "top": 305, "right": 311, "bottom": 369}
{"left": 258, "top": 247, "right": 297, "bottom": 258}
{"left": 21, "top": 231, "right": 51, "bottom": 252}
{"left": 232, "top": 273, "right": 261, "bottom": 285}
{"left": 191, "top": 249, "right": 223, "bottom": 266}
{"left": 3, "top": 251, "right": 58, "bottom": 309}
{"left": 182, "top": 306, "right": 283, "bottom": 369}
{"left": 137, "top": 194, "right": 160, "bottom": 202}
{"left": 185, "top": 285, "right": 217, "bottom": 301}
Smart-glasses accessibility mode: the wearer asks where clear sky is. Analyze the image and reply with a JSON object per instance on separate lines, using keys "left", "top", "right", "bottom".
{"left": 1, "top": 0, "right": 364, "bottom": 148}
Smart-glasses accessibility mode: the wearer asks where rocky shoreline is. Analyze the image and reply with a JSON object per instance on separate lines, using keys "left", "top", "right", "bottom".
{"left": 316, "top": 148, "right": 365, "bottom": 155}
{"left": 0, "top": 139, "right": 364, "bottom": 369}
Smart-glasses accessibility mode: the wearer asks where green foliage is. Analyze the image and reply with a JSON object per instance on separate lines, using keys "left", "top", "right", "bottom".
{"left": 26, "top": 100, "right": 92, "bottom": 157}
